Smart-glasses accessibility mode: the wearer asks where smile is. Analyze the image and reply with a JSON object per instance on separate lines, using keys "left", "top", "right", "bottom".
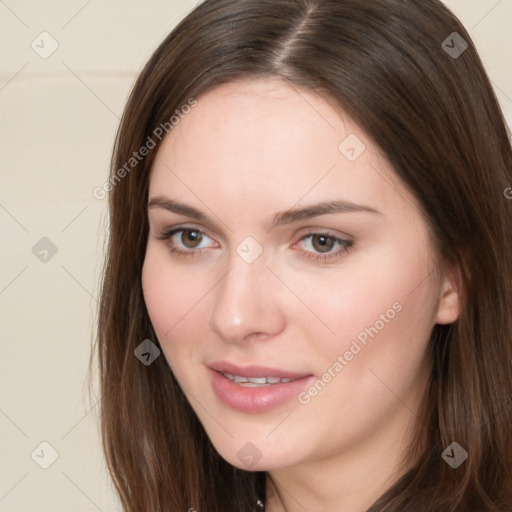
{"left": 208, "top": 365, "right": 315, "bottom": 413}
{"left": 221, "top": 373, "right": 297, "bottom": 386}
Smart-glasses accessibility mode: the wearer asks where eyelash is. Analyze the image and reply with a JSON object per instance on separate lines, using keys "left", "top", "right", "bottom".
{"left": 155, "top": 225, "right": 354, "bottom": 263}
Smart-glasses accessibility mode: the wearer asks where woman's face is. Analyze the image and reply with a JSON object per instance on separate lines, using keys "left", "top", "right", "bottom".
{"left": 141, "top": 78, "right": 459, "bottom": 472}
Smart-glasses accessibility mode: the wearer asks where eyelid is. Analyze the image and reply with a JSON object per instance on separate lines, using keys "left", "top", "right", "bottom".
{"left": 155, "top": 225, "right": 351, "bottom": 244}
{"left": 291, "top": 227, "right": 353, "bottom": 249}
{"left": 297, "top": 227, "right": 353, "bottom": 241}
{"left": 291, "top": 230, "right": 353, "bottom": 262}
{"left": 155, "top": 223, "right": 218, "bottom": 243}
{"left": 156, "top": 224, "right": 354, "bottom": 263}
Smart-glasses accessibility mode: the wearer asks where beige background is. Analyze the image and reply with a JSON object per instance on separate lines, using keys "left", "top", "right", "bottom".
{"left": 0, "top": 0, "right": 510, "bottom": 510}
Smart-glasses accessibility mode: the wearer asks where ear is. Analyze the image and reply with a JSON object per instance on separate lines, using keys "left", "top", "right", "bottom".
{"left": 434, "top": 264, "right": 462, "bottom": 325}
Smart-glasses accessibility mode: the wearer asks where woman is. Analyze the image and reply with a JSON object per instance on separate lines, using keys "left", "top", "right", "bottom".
{"left": 95, "top": 0, "right": 512, "bottom": 510}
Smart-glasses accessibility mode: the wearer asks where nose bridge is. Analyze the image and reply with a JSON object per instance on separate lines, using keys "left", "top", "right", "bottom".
{"left": 208, "top": 244, "right": 283, "bottom": 342}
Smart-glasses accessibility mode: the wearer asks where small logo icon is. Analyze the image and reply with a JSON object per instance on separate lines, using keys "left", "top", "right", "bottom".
{"left": 442, "top": 32, "right": 468, "bottom": 59}
{"left": 32, "top": 237, "right": 58, "bottom": 263}
{"left": 31, "top": 31, "right": 59, "bottom": 59}
{"left": 236, "top": 236, "right": 263, "bottom": 264}
{"left": 338, "top": 134, "right": 366, "bottom": 162}
{"left": 31, "top": 441, "right": 59, "bottom": 469}
{"left": 504, "top": 187, "right": 512, "bottom": 200}
{"left": 134, "top": 339, "right": 161, "bottom": 366}
{"left": 441, "top": 441, "right": 468, "bottom": 469}
{"left": 236, "top": 442, "right": 263, "bottom": 469}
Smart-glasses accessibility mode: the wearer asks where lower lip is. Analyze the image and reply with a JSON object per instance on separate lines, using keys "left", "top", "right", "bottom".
{"left": 208, "top": 368, "right": 315, "bottom": 413}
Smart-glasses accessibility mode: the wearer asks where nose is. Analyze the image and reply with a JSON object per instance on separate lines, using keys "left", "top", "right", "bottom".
{"left": 208, "top": 251, "right": 286, "bottom": 344}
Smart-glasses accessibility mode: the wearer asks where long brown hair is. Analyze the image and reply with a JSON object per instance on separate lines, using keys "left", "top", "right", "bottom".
{"left": 93, "top": 0, "right": 512, "bottom": 510}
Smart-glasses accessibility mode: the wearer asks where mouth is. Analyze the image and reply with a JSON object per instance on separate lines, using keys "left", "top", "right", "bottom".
{"left": 220, "top": 372, "right": 298, "bottom": 387}
{"left": 207, "top": 361, "right": 315, "bottom": 413}
{"left": 208, "top": 360, "right": 310, "bottom": 379}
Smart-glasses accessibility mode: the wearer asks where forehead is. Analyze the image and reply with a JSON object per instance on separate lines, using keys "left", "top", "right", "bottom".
{"left": 156, "top": 78, "right": 349, "bottom": 168}
{"left": 148, "top": 78, "right": 419, "bottom": 222}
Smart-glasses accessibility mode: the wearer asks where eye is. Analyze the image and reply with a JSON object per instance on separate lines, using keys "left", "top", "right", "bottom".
{"left": 155, "top": 226, "right": 353, "bottom": 263}
{"left": 294, "top": 231, "right": 353, "bottom": 263}
{"left": 156, "top": 226, "right": 217, "bottom": 257}
{"left": 175, "top": 229, "right": 205, "bottom": 249}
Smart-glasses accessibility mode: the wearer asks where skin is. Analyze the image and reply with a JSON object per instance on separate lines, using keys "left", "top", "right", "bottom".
{"left": 141, "top": 78, "right": 460, "bottom": 512}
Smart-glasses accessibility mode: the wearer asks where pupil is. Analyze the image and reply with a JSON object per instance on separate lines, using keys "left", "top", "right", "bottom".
{"left": 313, "top": 235, "right": 333, "bottom": 253}
{"left": 182, "top": 230, "right": 202, "bottom": 248}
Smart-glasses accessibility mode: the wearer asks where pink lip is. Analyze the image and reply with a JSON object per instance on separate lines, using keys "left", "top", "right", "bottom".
{"left": 208, "top": 361, "right": 310, "bottom": 379}
{"left": 207, "top": 362, "right": 315, "bottom": 413}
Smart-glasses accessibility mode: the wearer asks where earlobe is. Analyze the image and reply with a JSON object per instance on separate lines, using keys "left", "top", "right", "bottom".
{"left": 434, "top": 267, "right": 462, "bottom": 325}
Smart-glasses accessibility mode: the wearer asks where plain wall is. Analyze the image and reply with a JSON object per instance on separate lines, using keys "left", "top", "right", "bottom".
{"left": 0, "top": 1, "right": 510, "bottom": 510}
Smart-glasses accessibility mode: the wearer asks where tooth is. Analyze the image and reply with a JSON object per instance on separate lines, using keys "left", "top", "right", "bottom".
{"left": 239, "top": 382, "right": 271, "bottom": 387}
{"left": 233, "top": 375, "right": 249, "bottom": 383}
{"left": 281, "top": 378, "right": 293, "bottom": 383}
{"left": 247, "top": 377, "right": 267, "bottom": 384}
{"left": 224, "top": 373, "right": 234, "bottom": 380}
{"left": 266, "top": 377, "right": 281, "bottom": 384}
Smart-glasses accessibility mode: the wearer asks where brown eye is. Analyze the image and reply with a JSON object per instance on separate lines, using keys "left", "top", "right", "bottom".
{"left": 311, "top": 234, "right": 335, "bottom": 253}
{"left": 181, "top": 229, "right": 203, "bottom": 248}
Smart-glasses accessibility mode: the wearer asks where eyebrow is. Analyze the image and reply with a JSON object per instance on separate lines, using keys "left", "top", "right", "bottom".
{"left": 147, "top": 195, "right": 382, "bottom": 229}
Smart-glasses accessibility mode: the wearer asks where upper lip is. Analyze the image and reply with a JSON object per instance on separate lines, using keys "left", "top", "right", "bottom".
{"left": 208, "top": 361, "right": 311, "bottom": 379}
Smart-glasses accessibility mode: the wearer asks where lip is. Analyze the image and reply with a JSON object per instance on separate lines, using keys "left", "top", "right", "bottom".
{"left": 208, "top": 361, "right": 310, "bottom": 379}
{"left": 207, "top": 362, "right": 315, "bottom": 413}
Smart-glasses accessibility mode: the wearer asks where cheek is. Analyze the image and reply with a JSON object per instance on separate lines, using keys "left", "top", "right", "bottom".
{"left": 294, "top": 245, "right": 433, "bottom": 340}
{"left": 294, "top": 236, "right": 439, "bottom": 415}
{"left": 141, "top": 245, "right": 210, "bottom": 365}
